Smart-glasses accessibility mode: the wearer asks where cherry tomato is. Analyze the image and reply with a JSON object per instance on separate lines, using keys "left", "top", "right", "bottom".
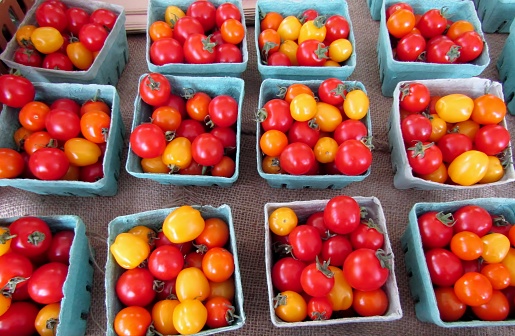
{"left": 387, "top": 9, "right": 416, "bottom": 39}
{"left": 481, "top": 233, "right": 510, "bottom": 264}
{"left": 474, "top": 124, "right": 510, "bottom": 156}
{"left": 279, "top": 142, "right": 316, "bottom": 175}
{"left": 0, "top": 149, "right": 24, "bottom": 179}
{"left": 152, "top": 299, "right": 179, "bottom": 335}
{"left": 425, "top": 248, "right": 464, "bottom": 287}
{"left": 446, "top": 20, "right": 475, "bottom": 40}
{"left": 260, "top": 12, "right": 283, "bottom": 31}
{"left": 28, "top": 262, "right": 67, "bottom": 304}
{"left": 163, "top": 205, "right": 205, "bottom": 244}
{"left": 9, "top": 216, "right": 52, "bottom": 259}
{"left": 175, "top": 267, "right": 210, "bottom": 302}
{"left": 130, "top": 123, "right": 166, "bottom": 159}
{"left": 149, "top": 21, "right": 173, "bottom": 42}
{"left": 273, "top": 291, "right": 307, "bottom": 322}
{"left": 296, "top": 40, "right": 328, "bottom": 66}
{"left": 195, "top": 217, "right": 229, "bottom": 249}
{"left": 0, "top": 301, "right": 39, "bottom": 336}
{"left": 66, "top": 41, "right": 93, "bottom": 70}
{"left": 162, "top": 137, "right": 192, "bottom": 171}
{"left": 418, "top": 211, "right": 455, "bottom": 249}
{"left": 208, "top": 95, "right": 238, "bottom": 128}
{"left": 19, "top": 101, "right": 51, "bottom": 132}
{"left": 335, "top": 139, "right": 372, "bottom": 176}
{"left": 216, "top": 3, "right": 241, "bottom": 28}
{"left": 401, "top": 114, "right": 432, "bottom": 144}
{"left": 34, "top": 303, "right": 60, "bottom": 336}
{"left": 448, "top": 150, "right": 489, "bottom": 186}
{"left": 416, "top": 8, "right": 448, "bottom": 39}
{"left": 407, "top": 141, "right": 443, "bottom": 175}
{"left": 202, "top": 247, "right": 234, "bottom": 283}
{"left": 396, "top": 33, "right": 426, "bottom": 61}
{"left": 324, "top": 15, "right": 350, "bottom": 44}
{"left": 0, "top": 74, "right": 36, "bottom": 108}
{"left": 344, "top": 248, "right": 390, "bottom": 291}
{"left": 352, "top": 288, "right": 389, "bottom": 317}
{"left": 221, "top": 18, "right": 245, "bottom": 45}
{"left": 139, "top": 73, "right": 171, "bottom": 107}
{"left": 333, "top": 119, "right": 368, "bottom": 144}
{"left": 164, "top": 5, "right": 185, "bottom": 28}
{"left": 426, "top": 36, "right": 461, "bottom": 64}
{"left": 13, "top": 47, "right": 42, "bottom": 67}
{"left": 434, "top": 286, "right": 466, "bottom": 322}
{"left": 399, "top": 82, "right": 430, "bottom": 113}
{"left": 46, "top": 230, "right": 74, "bottom": 264}
{"left": 184, "top": 34, "right": 217, "bottom": 64}
{"left": 300, "top": 259, "right": 335, "bottom": 297}
{"left": 307, "top": 296, "right": 333, "bottom": 320}
{"left": 271, "top": 257, "right": 305, "bottom": 293}
{"left": 31, "top": 27, "right": 63, "bottom": 54}
{"left": 481, "top": 263, "right": 511, "bottom": 290}
{"left": 29, "top": 147, "right": 69, "bottom": 180}
{"left": 64, "top": 138, "right": 101, "bottom": 167}
{"left": 215, "top": 43, "right": 243, "bottom": 63}
{"left": 114, "top": 306, "right": 152, "bottom": 336}
{"left": 454, "top": 272, "right": 493, "bottom": 306}
{"left": 150, "top": 38, "right": 184, "bottom": 65}
{"left": 205, "top": 296, "right": 236, "bottom": 328}
{"left": 455, "top": 31, "right": 484, "bottom": 63}
{"left": 287, "top": 121, "right": 319, "bottom": 148}
{"left": 471, "top": 94, "right": 507, "bottom": 125}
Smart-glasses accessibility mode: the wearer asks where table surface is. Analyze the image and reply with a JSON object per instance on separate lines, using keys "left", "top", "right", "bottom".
{"left": 1, "top": 1, "right": 515, "bottom": 335}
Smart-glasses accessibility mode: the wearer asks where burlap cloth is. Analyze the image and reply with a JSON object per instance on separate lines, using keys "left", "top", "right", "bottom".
{"left": 1, "top": 1, "right": 514, "bottom": 335}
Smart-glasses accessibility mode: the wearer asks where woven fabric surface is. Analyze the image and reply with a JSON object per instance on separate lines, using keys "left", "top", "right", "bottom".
{"left": 1, "top": 0, "right": 515, "bottom": 335}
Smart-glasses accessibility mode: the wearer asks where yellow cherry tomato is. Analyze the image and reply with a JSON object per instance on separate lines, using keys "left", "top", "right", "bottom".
{"left": 110, "top": 232, "right": 150, "bottom": 269}
{"left": 31, "top": 27, "right": 63, "bottom": 54}
{"left": 0, "top": 295, "right": 10, "bottom": 317}
{"left": 417, "top": 163, "right": 448, "bottom": 184}
{"left": 328, "top": 38, "right": 352, "bottom": 63}
{"left": 165, "top": 5, "right": 185, "bottom": 28}
{"left": 63, "top": 138, "right": 101, "bottom": 167}
{"left": 324, "top": 60, "right": 341, "bottom": 67}
{"left": 290, "top": 93, "right": 317, "bottom": 121}
{"left": 16, "top": 25, "right": 36, "bottom": 47}
{"left": 176, "top": 267, "right": 210, "bottom": 302}
{"left": 279, "top": 40, "right": 299, "bottom": 66}
{"left": 298, "top": 16, "right": 327, "bottom": 44}
{"left": 173, "top": 299, "right": 207, "bottom": 334}
{"left": 479, "top": 156, "right": 505, "bottom": 184}
{"left": 327, "top": 266, "right": 353, "bottom": 311}
{"left": 0, "top": 227, "right": 14, "bottom": 256}
{"left": 66, "top": 41, "right": 94, "bottom": 70}
{"left": 501, "top": 248, "right": 515, "bottom": 286}
{"left": 435, "top": 94, "right": 474, "bottom": 123}
{"left": 163, "top": 205, "right": 205, "bottom": 244}
{"left": 152, "top": 299, "right": 180, "bottom": 335}
{"left": 343, "top": 89, "right": 369, "bottom": 120}
{"left": 315, "top": 102, "right": 343, "bottom": 132}
{"left": 453, "top": 119, "right": 480, "bottom": 141}
{"left": 481, "top": 233, "right": 511, "bottom": 264}
{"left": 447, "top": 150, "right": 489, "bottom": 186}
{"left": 314, "top": 137, "right": 339, "bottom": 163}
{"left": 141, "top": 156, "right": 171, "bottom": 173}
{"left": 35, "top": 303, "right": 60, "bottom": 336}
{"left": 277, "top": 16, "right": 302, "bottom": 41}
{"left": 274, "top": 290, "right": 307, "bottom": 322}
{"left": 428, "top": 114, "right": 448, "bottom": 142}
{"left": 128, "top": 225, "right": 156, "bottom": 247}
{"left": 161, "top": 137, "right": 192, "bottom": 171}
{"left": 268, "top": 207, "right": 298, "bottom": 236}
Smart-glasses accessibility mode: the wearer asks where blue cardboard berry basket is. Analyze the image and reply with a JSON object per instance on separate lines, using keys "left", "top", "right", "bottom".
{"left": 0, "top": 215, "right": 94, "bottom": 336}
{"left": 366, "top": 0, "right": 383, "bottom": 21}
{"left": 146, "top": 0, "right": 248, "bottom": 77}
{"left": 264, "top": 197, "right": 402, "bottom": 327}
{"left": 474, "top": 0, "right": 515, "bottom": 33}
{"left": 497, "top": 20, "right": 515, "bottom": 115}
{"left": 401, "top": 198, "right": 515, "bottom": 327}
{"left": 256, "top": 78, "right": 371, "bottom": 189}
{"left": 105, "top": 204, "right": 246, "bottom": 336}
{"left": 0, "top": 82, "right": 125, "bottom": 196}
{"left": 255, "top": 0, "right": 356, "bottom": 81}
{"left": 126, "top": 74, "right": 244, "bottom": 187}
{"left": 388, "top": 78, "right": 515, "bottom": 190}
{"left": 377, "top": 0, "right": 489, "bottom": 97}
{"left": 0, "top": 0, "right": 128, "bottom": 86}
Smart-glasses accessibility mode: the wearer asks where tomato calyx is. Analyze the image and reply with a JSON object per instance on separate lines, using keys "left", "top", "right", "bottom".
{"left": 329, "top": 84, "right": 347, "bottom": 100}
{"left": 310, "top": 311, "right": 329, "bottom": 321}
{"left": 363, "top": 218, "right": 384, "bottom": 234}
{"left": 193, "top": 242, "right": 208, "bottom": 254}
{"left": 223, "top": 303, "right": 238, "bottom": 325}
{"left": 445, "top": 45, "right": 461, "bottom": 63}
{"left": 307, "top": 118, "right": 320, "bottom": 130}
{"left": 315, "top": 256, "right": 334, "bottom": 279}
{"left": 360, "top": 136, "right": 374, "bottom": 150}
{"left": 201, "top": 35, "right": 217, "bottom": 53}
{"left": 492, "top": 215, "right": 511, "bottom": 230}
{"left": 27, "top": 230, "right": 47, "bottom": 246}
{"left": 314, "top": 43, "right": 329, "bottom": 60}
{"left": 312, "top": 15, "right": 328, "bottom": 28}
{"left": 407, "top": 141, "right": 434, "bottom": 158}
{"left": 435, "top": 211, "right": 455, "bottom": 227}
{"left": 399, "top": 83, "right": 414, "bottom": 102}
{"left": 375, "top": 249, "right": 393, "bottom": 271}
{"left": 255, "top": 108, "right": 268, "bottom": 123}
{"left": 45, "top": 318, "right": 59, "bottom": 333}
{"left": 164, "top": 130, "right": 176, "bottom": 142}
{"left": 273, "top": 292, "right": 288, "bottom": 308}
{"left": 154, "top": 281, "right": 178, "bottom": 300}
{"left": 0, "top": 228, "right": 16, "bottom": 244}
{"left": 1, "top": 276, "right": 28, "bottom": 297}
{"left": 181, "top": 88, "right": 196, "bottom": 100}
{"left": 261, "top": 41, "right": 279, "bottom": 61}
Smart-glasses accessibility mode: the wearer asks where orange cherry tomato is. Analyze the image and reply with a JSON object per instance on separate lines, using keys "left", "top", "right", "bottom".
{"left": 19, "top": 101, "right": 50, "bottom": 131}
{"left": 259, "top": 129, "right": 288, "bottom": 157}
{"left": 149, "top": 21, "right": 173, "bottom": 42}
{"left": 80, "top": 110, "right": 111, "bottom": 144}
{"left": 481, "top": 263, "right": 511, "bottom": 290}
{"left": 260, "top": 12, "right": 283, "bottom": 31}
{"left": 202, "top": 247, "right": 234, "bottom": 282}
{"left": 151, "top": 106, "right": 182, "bottom": 132}
{"left": 283, "top": 83, "right": 314, "bottom": 103}
{"left": 434, "top": 287, "right": 466, "bottom": 322}
{"left": 195, "top": 217, "right": 230, "bottom": 250}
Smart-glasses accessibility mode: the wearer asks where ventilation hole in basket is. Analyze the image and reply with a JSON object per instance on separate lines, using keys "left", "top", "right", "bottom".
{"left": 1, "top": 25, "right": 13, "bottom": 45}
{"left": 116, "top": 64, "right": 121, "bottom": 76}
{"left": 8, "top": 7, "right": 20, "bottom": 26}
{"left": 303, "top": 185, "right": 311, "bottom": 189}
{"left": 507, "top": 92, "right": 515, "bottom": 104}
{"left": 413, "top": 295, "right": 420, "bottom": 304}
{"left": 86, "top": 284, "right": 92, "bottom": 292}
{"left": 16, "top": 0, "right": 28, "bottom": 12}
{"left": 88, "top": 259, "right": 94, "bottom": 266}
{"left": 281, "top": 184, "right": 287, "bottom": 188}
{"left": 402, "top": 243, "right": 408, "bottom": 254}
{"left": 327, "top": 184, "right": 335, "bottom": 189}
{"left": 407, "top": 270, "right": 413, "bottom": 278}
{"left": 81, "top": 312, "right": 89, "bottom": 320}
{"left": 497, "top": 21, "right": 509, "bottom": 32}
{"left": 500, "top": 73, "right": 507, "bottom": 82}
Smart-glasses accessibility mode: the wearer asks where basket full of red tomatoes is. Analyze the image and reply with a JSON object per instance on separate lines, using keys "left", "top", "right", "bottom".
{"left": 0, "top": 215, "right": 93, "bottom": 336}
{"left": 377, "top": 0, "right": 489, "bottom": 96}
{"left": 256, "top": 78, "right": 372, "bottom": 189}
{"left": 106, "top": 204, "right": 245, "bottom": 336}
{"left": 402, "top": 198, "right": 515, "bottom": 327}
{"left": 0, "top": 76, "right": 125, "bottom": 196}
{"left": 264, "top": 196, "right": 402, "bottom": 327}
{"left": 0, "top": 0, "right": 128, "bottom": 85}
{"left": 255, "top": 0, "right": 356, "bottom": 81}
{"left": 388, "top": 78, "right": 515, "bottom": 190}
{"left": 146, "top": 0, "right": 248, "bottom": 77}
{"left": 126, "top": 73, "right": 243, "bottom": 187}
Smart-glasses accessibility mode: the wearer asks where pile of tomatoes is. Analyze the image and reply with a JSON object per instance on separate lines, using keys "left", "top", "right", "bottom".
{"left": 259, "top": 78, "right": 372, "bottom": 176}
{"left": 130, "top": 73, "right": 238, "bottom": 178}
{"left": 110, "top": 206, "right": 239, "bottom": 335}
{"left": 398, "top": 81, "right": 510, "bottom": 186}
{"left": 268, "top": 196, "right": 393, "bottom": 322}
{"left": 258, "top": 9, "right": 352, "bottom": 67}
{"left": 11, "top": 0, "right": 118, "bottom": 71}
{"left": 149, "top": 1, "right": 245, "bottom": 65}
{"left": 418, "top": 204, "right": 515, "bottom": 322}
{"left": 0, "top": 74, "right": 112, "bottom": 182}
{"left": 0, "top": 216, "right": 75, "bottom": 336}
{"left": 386, "top": 2, "right": 484, "bottom": 64}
